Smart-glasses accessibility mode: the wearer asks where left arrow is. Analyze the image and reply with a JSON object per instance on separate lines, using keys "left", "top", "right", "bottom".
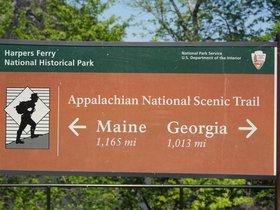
{"left": 68, "top": 118, "right": 87, "bottom": 136}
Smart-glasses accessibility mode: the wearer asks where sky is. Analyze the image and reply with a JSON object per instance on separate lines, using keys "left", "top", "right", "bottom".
{"left": 102, "top": 2, "right": 154, "bottom": 41}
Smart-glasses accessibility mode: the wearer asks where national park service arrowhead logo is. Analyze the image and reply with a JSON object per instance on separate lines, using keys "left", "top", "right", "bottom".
{"left": 251, "top": 50, "right": 266, "bottom": 70}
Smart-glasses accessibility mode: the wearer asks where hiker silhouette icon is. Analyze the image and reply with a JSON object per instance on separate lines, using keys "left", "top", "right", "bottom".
{"left": 15, "top": 93, "right": 40, "bottom": 144}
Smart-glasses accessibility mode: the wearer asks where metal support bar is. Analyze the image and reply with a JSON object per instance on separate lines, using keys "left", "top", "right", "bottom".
{"left": 179, "top": 188, "right": 184, "bottom": 210}
{"left": 0, "top": 183, "right": 275, "bottom": 189}
{"left": 46, "top": 186, "right": 51, "bottom": 210}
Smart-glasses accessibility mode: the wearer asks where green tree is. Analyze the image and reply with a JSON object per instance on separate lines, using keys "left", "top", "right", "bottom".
{"left": 0, "top": 0, "right": 127, "bottom": 41}
{"left": 252, "top": 0, "right": 280, "bottom": 41}
{"left": 127, "top": 0, "right": 206, "bottom": 41}
{"left": 0, "top": 0, "right": 13, "bottom": 36}
{"left": 127, "top": 0, "right": 280, "bottom": 41}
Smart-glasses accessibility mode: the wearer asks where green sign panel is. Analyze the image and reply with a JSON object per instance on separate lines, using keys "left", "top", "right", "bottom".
{"left": 0, "top": 41, "right": 275, "bottom": 74}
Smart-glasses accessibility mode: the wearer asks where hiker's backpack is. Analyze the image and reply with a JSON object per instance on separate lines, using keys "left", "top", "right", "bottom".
{"left": 15, "top": 101, "right": 28, "bottom": 114}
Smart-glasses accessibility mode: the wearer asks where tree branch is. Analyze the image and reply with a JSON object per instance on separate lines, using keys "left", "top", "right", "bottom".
{"left": 188, "top": 0, "right": 194, "bottom": 13}
{"left": 193, "top": 0, "right": 202, "bottom": 15}
{"left": 189, "top": 0, "right": 202, "bottom": 40}
{"left": 158, "top": 1, "right": 181, "bottom": 40}
{"left": 169, "top": 0, "right": 190, "bottom": 40}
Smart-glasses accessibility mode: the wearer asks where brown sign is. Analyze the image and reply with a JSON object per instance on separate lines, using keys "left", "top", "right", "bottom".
{"left": 0, "top": 72, "right": 276, "bottom": 177}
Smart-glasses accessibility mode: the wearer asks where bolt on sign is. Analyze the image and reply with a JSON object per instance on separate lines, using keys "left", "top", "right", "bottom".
{"left": 0, "top": 40, "right": 277, "bottom": 178}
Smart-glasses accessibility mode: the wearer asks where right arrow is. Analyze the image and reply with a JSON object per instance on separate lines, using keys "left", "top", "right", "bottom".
{"left": 238, "top": 119, "right": 257, "bottom": 139}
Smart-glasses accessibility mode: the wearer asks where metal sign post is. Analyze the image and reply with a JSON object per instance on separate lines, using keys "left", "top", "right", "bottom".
{"left": 276, "top": 31, "right": 280, "bottom": 210}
